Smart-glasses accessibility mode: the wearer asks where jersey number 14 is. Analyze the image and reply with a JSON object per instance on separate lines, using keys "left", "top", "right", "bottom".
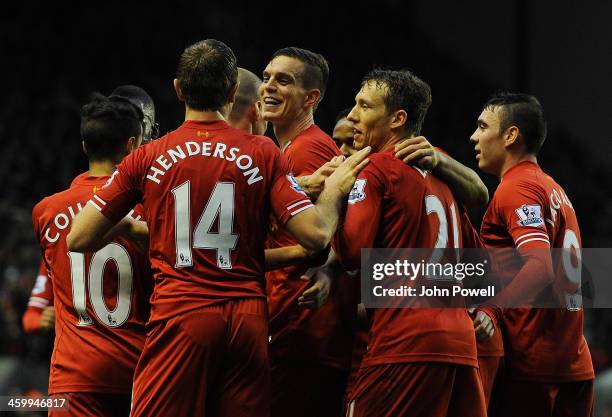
{"left": 172, "top": 181, "right": 239, "bottom": 269}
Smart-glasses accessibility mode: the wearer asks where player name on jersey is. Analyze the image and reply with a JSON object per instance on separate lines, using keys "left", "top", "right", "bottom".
{"left": 146, "top": 140, "right": 263, "bottom": 185}
{"left": 42, "top": 203, "right": 85, "bottom": 243}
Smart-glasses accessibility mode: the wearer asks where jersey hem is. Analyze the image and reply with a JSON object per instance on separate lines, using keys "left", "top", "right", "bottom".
{"left": 361, "top": 353, "right": 477, "bottom": 368}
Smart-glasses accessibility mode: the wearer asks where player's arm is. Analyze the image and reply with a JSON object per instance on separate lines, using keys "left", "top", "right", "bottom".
{"left": 395, "top": 136, "right": 488, "bottom": 208}
{"left": 265, "top": 245, "right": 323, "bottom": 271}
{"left": 489, "top": 184, "right": 554, "bottom": 306}
{"left": 295, "top": 155, "right": 345, "bottom": 200}
{"left": 298, "top": 249, "right": 347, "bottom": 309}
{"left": 310, "top": 192, "right": 378, "bottom": 308}
{"left": 68, "top": 153, "right": 144, "bottom": 252}
{"left": 283, "top": 147, "right": 371, "bottom": 251}
{"left": 22, "top": 261, "right": 55, "bottom": 333}
{"left": 23, "top": 306, "right": 55, "bottom": 333}
{"left": 490, "top": 244, "right": 554, "bottom": 306}
{"left": 67, "top": 206, "right": 140, "bottom": 252}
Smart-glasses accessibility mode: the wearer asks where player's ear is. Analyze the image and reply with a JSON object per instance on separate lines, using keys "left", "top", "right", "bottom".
{"left": 249, "top": 102, "right": 260, "bottom": 124}
{"left": 173, "top": 79, "right": 185, "bottom": 102}
{"left": 228, "top": 82, "right": 239, "bottom": 104}
{"left": 503, "top": 125, "right": 520, "bottom": 148}
{"left": 390, "top": 110, "right": 408, "bottom": 130}
{"left": 82, "top": 141, "right": 88, "bottom": 156}
{"left": 304, "top": 89, "right": 321, "bottom": 109}
{"left": 126, "top": 136, "right": 138, "bottom": 153}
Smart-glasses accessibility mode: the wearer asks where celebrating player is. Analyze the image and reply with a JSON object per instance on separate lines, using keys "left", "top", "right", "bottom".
{"left": 332, "top": 107, "right": 357, "bottom": 158}
{"left": 110, "top": 85, "right": 158, "bottom": 143}
{"left": 260, "top": 47, "right": 356, "bottom": 417}
{"left": 393, "top": 133, "right": 501, "bottom": 411}
{"left": 336, "top": 69, "right": 486, "bottom": 417}
{"left": 32, "top": 94, "right": 152, "bottom": 417}
{"left": 471, "top": 93, "right": 594, "bottom": 417}
{"left": 67, "top": 39, "right": 370, "bottom": 417}
{"left": 226, "top": 67, "right": 268, "bottom": 135}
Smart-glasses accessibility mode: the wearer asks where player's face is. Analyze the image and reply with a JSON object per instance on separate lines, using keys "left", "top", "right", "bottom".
{"left": 332, "top": 117, "right": 357, "bottom": 157}
{"left": 470, "top": 107, "right": 506, "bottom": 175}
{"left": 347, "top": 81, "right": 394, "bottom": 152}
{"left": 260, "top": 56, "right": 309, "bottom": 124}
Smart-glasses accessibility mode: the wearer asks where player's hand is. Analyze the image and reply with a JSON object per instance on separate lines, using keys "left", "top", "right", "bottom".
{"left": 394, "top": 136, "right": 439, "bottom": 171}
{"left": 302, "top": 156, "right": 345, "bottom": 199}
{"left": 298, "top": 266, "right": 332, "bottom": 309}
{"left": 39, "top": 306, "right": 55, "bottom": 331}
{"left": 325, "top": 147, "right": 371, "bottom": 195}
{"left": 472, "top": 310, "right": 495, "bottom": 341}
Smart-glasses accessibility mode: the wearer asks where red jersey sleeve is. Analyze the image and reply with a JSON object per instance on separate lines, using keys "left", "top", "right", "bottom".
{"left": 333, "top": 163, "right": 385, "bottom": 270}
{"left": 270, "top": 150, "right": 315, "bottom": 226}
{"left": 22, "top": 260, "right": 54, "bottom": 333}
{"left": 497, "top": 180, "right": 551, "bottom": 249}
{"left": 90, "top": 148, "right": 146, "bottom": 223}
{"left": 492, "top": 180, "right": 554, "bottom": 305}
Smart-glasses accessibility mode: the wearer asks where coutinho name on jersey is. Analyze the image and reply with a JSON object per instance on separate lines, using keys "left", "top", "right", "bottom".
{"left": 146, "top": 141, "right": 264, "bottom": 185}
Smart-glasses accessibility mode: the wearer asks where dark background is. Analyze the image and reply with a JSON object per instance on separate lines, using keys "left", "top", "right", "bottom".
{"left": 1, "top": 0, "right": 611, "bottom": 413}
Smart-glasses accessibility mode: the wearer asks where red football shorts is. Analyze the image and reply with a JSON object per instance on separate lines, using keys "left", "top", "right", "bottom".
{"left": 270, "top": 358, "right": 348, "bottom": 417}
{"left": 477, "top": 355, "right": 503, "bottom": 415}
{"left": 48, "top": 392, "right": 130, "bottom": 417}
{"left": 346, "top": 362, "right": 487, "bottom": 417}
{"left": 130, "top": 298, "right": 269, "bottom": 417}
{"left": 497, "top": 378, "right": 594, "bottom": 417}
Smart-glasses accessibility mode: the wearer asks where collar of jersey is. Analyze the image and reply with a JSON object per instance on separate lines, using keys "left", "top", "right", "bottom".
{"left": 502, "top": 160, "right": 540, "bottom": 180}
{"left": 182, "top": 119, "right": 229, "bottom": 130}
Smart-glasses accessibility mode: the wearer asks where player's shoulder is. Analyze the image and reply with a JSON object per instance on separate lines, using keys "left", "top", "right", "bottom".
{"left": 34, "top": 188, "right": 70, "bottom": 211}
{"left": 248, "top": 133, "right": 279, "bottom": 148}
{"left": 359, "top": 151, "right": 423, "bottom": 187}
{"left": 295, "top": 124, "right": 332, "bottom": 141}
{"left": 497, "top": 162, "right": 547, "bottom": 195}
{"left": 371, "top": 151, "right": 428, "bottom": 181}
{"left": 245, "top": 133, "right": 283, "bottom": 160}
{"left": 32, "top": 186, "right": 75, "bottom": 223}
{"left": 292, "top": 124, "right": 337, "bottom": 150}
{"left": 360, "top": 151, "right": 392, "bottom": 175}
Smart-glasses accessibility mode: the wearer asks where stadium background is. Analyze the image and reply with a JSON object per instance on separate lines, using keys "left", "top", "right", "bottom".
{"left": 1, "top": 2, "right": 611, "bottom": 415}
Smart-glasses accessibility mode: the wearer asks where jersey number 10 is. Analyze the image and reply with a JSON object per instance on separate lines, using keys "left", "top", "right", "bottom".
{"left": 68, "top": 243, "right": 133, "bottom": 328}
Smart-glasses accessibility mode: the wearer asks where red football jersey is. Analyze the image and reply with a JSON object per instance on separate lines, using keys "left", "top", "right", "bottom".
{"left": 334, "top": 149, "right": 477, "bottom": 368}
{"left": 32, "top": 172, "right": 152, "bottom": 394}
{"left": 266, "top": 124, "right": 355, "bottom": 368}
{"left": 93, "top": 120, "right": 313, "bottom": 324}
{"left": 480, "top": 161, "right": 593, "bottom": 381}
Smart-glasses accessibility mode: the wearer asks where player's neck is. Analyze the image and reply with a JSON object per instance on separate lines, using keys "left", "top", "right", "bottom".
{"left": 273, "top": 112, "right": 314, "bottom": 149}
{"left": 379, "top": 133, "right": 410, "bottom": 153}
{"left": 88, "top": 160, "right": 117, "bottom": 177}
{"left": 184, "top": 107, "right": 226, "bottom": 123}
{"left": 499, "top": 153, "right": 538, "bottom": 178}
{"left": 229, "top": 117, "right": 253, "bottom": 134}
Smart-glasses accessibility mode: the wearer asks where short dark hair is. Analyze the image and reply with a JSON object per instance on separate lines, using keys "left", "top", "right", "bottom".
{"left": 361, "top": 69, "right": 432, "bottom": 136}
{"left": 111, "top": 85, "right": 157, "bottom": 140}
{"left": 334, "top": 107, "right": 353, "bottom": 124}
{"left": 176, "top": 39, "right": 238, "bottom": 111}
{"left": 271, "top": 47, "right": 329, "bottom": 105}
{"left": 483, "top": 92, "right": 547, "bottom": 155}
{"left": 80, "top": 93, "right": 144, "bottom": 161}
{"left": 229, "top": 68, "right": 262, "bottom": 122}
